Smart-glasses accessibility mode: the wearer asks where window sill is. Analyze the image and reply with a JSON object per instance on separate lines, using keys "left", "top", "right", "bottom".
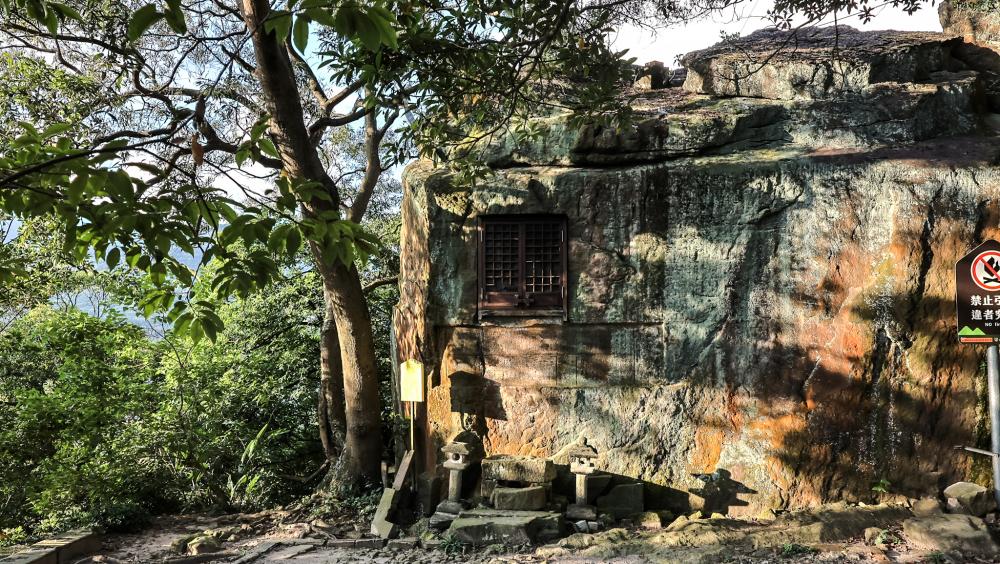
{"left": 477, "top": 309, "right": 567, "bottom": 325}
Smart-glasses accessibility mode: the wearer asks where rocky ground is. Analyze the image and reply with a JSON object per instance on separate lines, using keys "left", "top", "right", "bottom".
{"left": 53, "top": 483, "right": 1000, "bottom": 564}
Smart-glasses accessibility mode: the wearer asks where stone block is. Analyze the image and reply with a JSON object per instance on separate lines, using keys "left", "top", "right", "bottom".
{"left": 596, "top": 483, "right": 644, "bottom": 519}
{"left": 436, "top": 500, "right": 464, "bottom": 515}
{"left": 429, "top": 511, "right": 457, "bottom": 531}
{"left": 586, "top": 474, "right": 613, "bottom": 504}
{"left": 565, "top": 504, "right": 597, "bottom": 521}
{"left": 416, "top": 471, "right": 442, "bottom": 517}
{"left": 370, "top": 488, "right": 403, "bottom": 539}
{"left": 481, "top": 455, "right": 555, "bottom": 483}
{"left": 480, "top": 478, "right": 497, "bottom": 501}
{"left": 447, "top": 509, "right": 564, "bottom": 546}
{"left": 493, "top": 486, "right": 547, "bottom": 511}
{"left": 943, "top": 482, "right": 996, "bottom": 517}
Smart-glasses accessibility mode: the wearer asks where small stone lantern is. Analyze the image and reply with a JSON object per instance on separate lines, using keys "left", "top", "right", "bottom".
{"left": 442, "top": 441, "right": 472, "bottom": 502}
{"left": 567, "top": 439, "right": 599, "bottom": 506}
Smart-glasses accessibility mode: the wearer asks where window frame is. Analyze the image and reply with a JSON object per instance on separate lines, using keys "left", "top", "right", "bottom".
{"left": 477, "top": 214, "right": 568, "bottom": 320}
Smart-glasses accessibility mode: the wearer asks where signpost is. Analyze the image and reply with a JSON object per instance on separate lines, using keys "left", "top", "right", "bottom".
{"left": 399, "top": 359, "right": 425, "bottom": 452}
{"left": 956, "top": 240, "right": 1000, "bottom": 507}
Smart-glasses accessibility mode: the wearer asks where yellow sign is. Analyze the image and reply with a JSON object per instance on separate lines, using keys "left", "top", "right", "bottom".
{"left": 400, "top": 359, "right": 425, "bottom": 402}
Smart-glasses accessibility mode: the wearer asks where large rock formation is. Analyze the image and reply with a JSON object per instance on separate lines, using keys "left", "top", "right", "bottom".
{"left": 394, "top": 18, "right": 1000, "bottom": 516}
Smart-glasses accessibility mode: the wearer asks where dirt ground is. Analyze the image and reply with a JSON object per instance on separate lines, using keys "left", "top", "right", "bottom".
{"left": 81, "top": 511, "right": 999, "bottom": 564}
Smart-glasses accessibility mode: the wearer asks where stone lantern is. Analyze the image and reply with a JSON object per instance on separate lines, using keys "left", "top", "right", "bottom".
{"left": 442, "top": 441, "right": 473, "bottom": 503}
{"left": 567, "top": 439, "right": 599, "bottom": 506}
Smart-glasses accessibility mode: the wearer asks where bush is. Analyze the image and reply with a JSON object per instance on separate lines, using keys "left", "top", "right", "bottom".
{"left": 0, "top": 278, "right": 326, "bottom": 535}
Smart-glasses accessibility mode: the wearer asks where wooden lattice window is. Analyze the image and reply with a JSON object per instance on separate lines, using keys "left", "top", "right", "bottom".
{"left": 478, "top": 215, "right": 567, "bottom": 318}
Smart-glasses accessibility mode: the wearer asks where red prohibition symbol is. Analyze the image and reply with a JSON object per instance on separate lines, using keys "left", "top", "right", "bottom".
{"left": 972, "top": 250, "right": 1000, "bottom": 292}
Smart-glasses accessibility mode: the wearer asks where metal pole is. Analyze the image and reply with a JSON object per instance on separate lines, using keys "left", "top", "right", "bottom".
{"left": 987, "top": 345, "right": 1000, "bottom": 508}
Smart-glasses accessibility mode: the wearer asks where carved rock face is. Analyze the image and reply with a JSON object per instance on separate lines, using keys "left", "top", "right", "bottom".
{"left": 395, "top": 26, "right": 1000, "bottom": 516}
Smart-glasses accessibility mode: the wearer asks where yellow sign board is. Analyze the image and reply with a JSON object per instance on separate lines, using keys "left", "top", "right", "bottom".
{"left": 400, "top": 359, "right": 425, "bottom": 402}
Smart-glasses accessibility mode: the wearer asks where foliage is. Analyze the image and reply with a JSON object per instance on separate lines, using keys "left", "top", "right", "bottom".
{"left": 440, "top": 533, "right": 466, "bottom": 556}
{"left": 871, "top": 477, "right": 891, "bottom": 494}
{"left": 0, "top": 268, "right": 327, "bottom": 535}
{"left": 779, "top": 542, "right": 818, "bottom": 557}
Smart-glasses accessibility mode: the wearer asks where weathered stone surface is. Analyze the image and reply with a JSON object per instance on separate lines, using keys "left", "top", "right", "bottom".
{"left": 370, "top": 488, "right": 402, "bottom": 539}
{"left": 493, "top": 485, "right": 547, "bottom": 511}
{"left": 638, "top": 511, "right": 664, "bottom": 530}
{"left": 447, "top": 509, "right": 563, "bottom": 546}
{"left": 481, "top": 455, "right": 555, "bottom": 483}
{"left": 186, "top": 536, "right": 221, "bottom": 555}
{"left": 538, "top": 502, "right": 910, "bottom": 561}
{"left": 943, "top": 481, "right": 996, "bottom": 516}
{"left": 912, "top": 497, "right": 944, "bottom": 517}
{"left": 566, "top": 504, "right": 598, "bottom": 521}
{"left": 903, "top": 513, "right": 999, "bottom": 554}
{"left": 682, "top": 26, "right": 962, "bottom": 100}
{"left": 596, "top": 484, "right": 644, "bottom": 519}
{"left": 395, "top": 22, "right": 1000, "bottom": 518}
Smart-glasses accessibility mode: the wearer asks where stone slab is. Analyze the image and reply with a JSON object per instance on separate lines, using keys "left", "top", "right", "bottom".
{"left": 493, "top": 486, "right": 547, "bottom": 511}
{"left": 481, "top": 455, "right": 555, "bottom": 483}
{"left": 370, "top": 487, "right": 403, "bottom": 539}
{"left": 447, "top": 509, "right": 564, "bottom": 546}
{"left": 0, "top": 530, "right": 102, "bottom": 564}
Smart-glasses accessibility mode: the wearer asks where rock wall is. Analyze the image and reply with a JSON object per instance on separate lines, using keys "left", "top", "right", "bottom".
{"left": 394, "top": 25, "right": 1000, "bottom": 516}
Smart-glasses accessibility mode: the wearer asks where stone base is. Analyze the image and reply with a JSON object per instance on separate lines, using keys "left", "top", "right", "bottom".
{"left": 447, "top": 509, "right": 564, "bottom": 546}
{"left": 596, "top": 483, "right": 644, "bottom": 519}
{"left": 429, "top": 499, "right": 467, "bottom": 531}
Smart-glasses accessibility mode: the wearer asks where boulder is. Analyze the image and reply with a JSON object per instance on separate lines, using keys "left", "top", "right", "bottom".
{"left": 596, "top": 483, "right": 644, "bottom": 519}
{"left": 481, "top": 455, "right": 555, "bottom": 483}
{"left": 682, "top": 26, "right": 963, "bottom": 100}
{"left": 447, "top": 509, "right": 564, "bottom": 546}
{"left": 637, "top": 511, "right": 663, "bottom": 530}
{"left": 903, "top": 514, "right": 999, "bottom": 555}
{"left": 943, "top": 482, "right": 996, "bottom": 517}
{"left": 493, "top": 485, "right": 547, "bottom": 511}
{"left": 186, "top": 536, "right": 221, "bottom": 555}
{"left": 911, "top": 497, "right": 943, "bottom": 518}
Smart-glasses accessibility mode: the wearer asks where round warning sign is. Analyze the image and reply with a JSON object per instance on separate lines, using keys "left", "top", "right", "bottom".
{"left": 972, "top": 250, "right": 1000, "bottom": 291}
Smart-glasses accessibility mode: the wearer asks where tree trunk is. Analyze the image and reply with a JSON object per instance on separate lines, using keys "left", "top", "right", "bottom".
{"left": 317, "top": 307, "right": 346, "bottom": 460}
{"left": 241, "top": 0, "right": 383, "bottom": 486}
{"left": 321, "top": 261, "right": 383, "bottom": 485}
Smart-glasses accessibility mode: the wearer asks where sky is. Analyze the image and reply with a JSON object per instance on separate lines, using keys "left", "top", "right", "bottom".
{"left": 611, "top": 0, "right": 944, "bottom": 65}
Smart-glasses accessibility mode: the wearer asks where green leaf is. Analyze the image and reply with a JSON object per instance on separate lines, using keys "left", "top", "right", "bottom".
{"left": 106, "top": 247, "right": 121, "bottom": 269}
{"left": 49, "top": 2, "right": 83, "bottom": 21}
{"left": 258, "top": 138, "right": 279, "bottom": 159}
{"left": 163, "top": 4, "right": 187, "bottom": 34}
{"left": 127, "top": 4, "right": 163, "bottom": 42}
{"left": 264, "top": 10, "right": 292, "bottom": 44}
{"left": 292, "top": 15, "right": 310, "bottom": 53}
{"left": 44, "top": 7, "right": 59, "bottom": 34}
